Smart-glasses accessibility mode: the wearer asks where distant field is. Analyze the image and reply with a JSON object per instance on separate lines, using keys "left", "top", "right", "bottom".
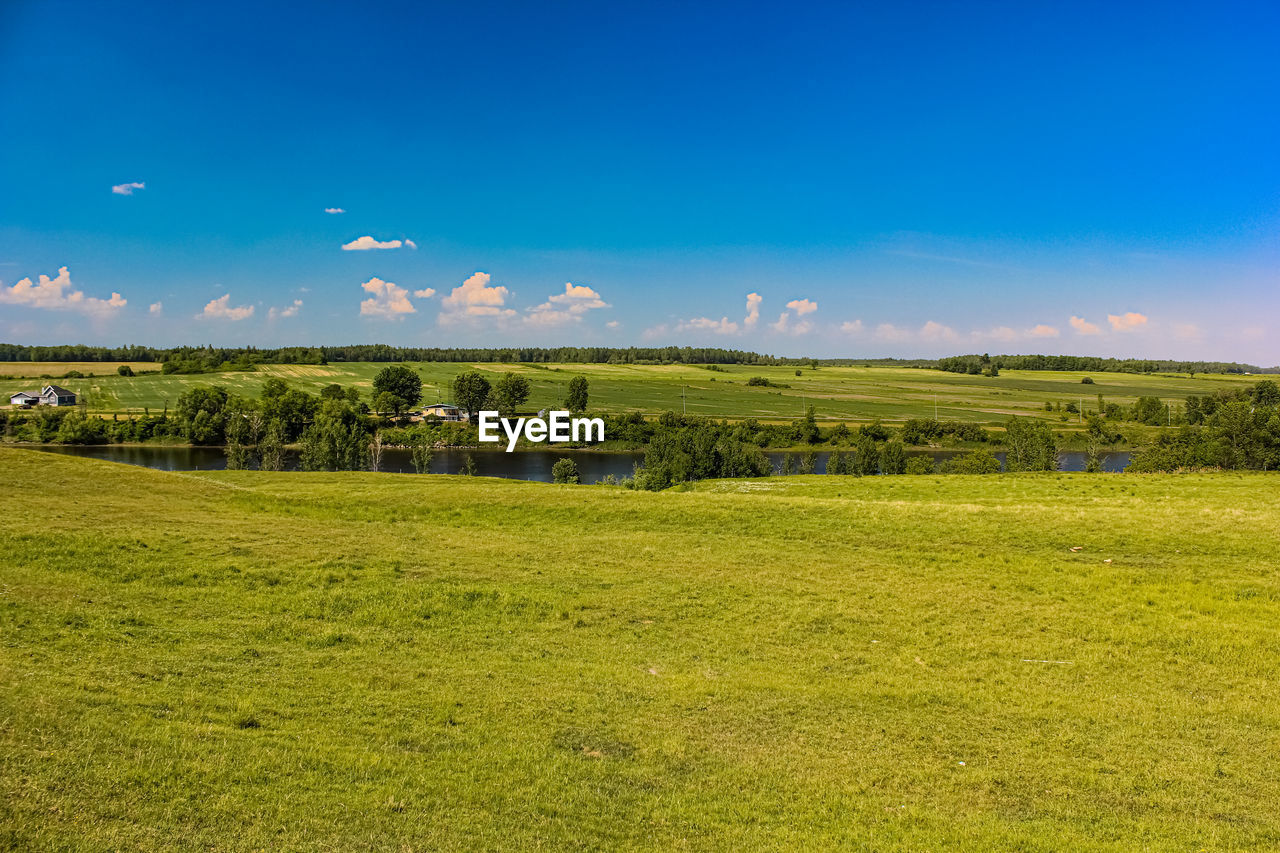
{"left": 2, "top": 449, "right": 1279, "bottom": 849}
{"left": 1, "top": 361, "right": 1259, "bottom": 425}
{"left": 0, "top": 361, "right": 159, "bottom": 378}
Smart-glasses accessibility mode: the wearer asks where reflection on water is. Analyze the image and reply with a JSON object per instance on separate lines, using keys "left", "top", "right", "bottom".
{"left": 25, "top": 444, "right": 1132, "bottom": 482}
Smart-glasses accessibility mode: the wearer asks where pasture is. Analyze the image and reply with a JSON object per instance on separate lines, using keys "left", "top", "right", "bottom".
{"left": 3, "top": 361, "right": 1258, "bottom": 425}
{"left": 2, "top": 448, "right": 1278, "bottom": 850}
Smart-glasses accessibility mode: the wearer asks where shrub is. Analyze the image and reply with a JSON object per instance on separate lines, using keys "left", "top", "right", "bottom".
{"left": 552, "top": 457, "right": 581, "bottom": 484}
{"left": 117, "top": 365, "right": 134, "bottom": 377}
{"left": 1081, "top": 376, "right": 1094, "bottom": 384}
{"left": 939, "top": 449, "right": 1001, "bottom": 474}
{"left": 904, "top": 455, "right": 936, "bottom": 474}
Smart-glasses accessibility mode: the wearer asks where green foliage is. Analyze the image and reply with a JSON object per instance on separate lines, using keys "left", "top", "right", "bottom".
{"left": 939, "top": 449, "right": 1001, "bottom": 474}
{"left": 492, "top": 373, "right": 532, "bottom": 415}
{"left": 1004, "top": 418, "right": 1057, "bottom": 472}
{"left": 116, "top": 365, "right": 134, "bottom": 377}
{"left": 904, "top": 454, "right": 936, "bottom": 474}
{"left": 881, "top": 440, "right": 907, "bottom": 475}
{"left": 565, "top": 375, "right": 589, "bottom": 413}
{"left": 298, "top": 400, "right": 369, "bottom": 471}
{"left": 452, "top": 372, "right": 492, "bottom": 419}
{"left": 372, "top": 365, "right": 423, "bottom": 411}
{"left": 551, "top": 457, "right": 581, "bottom": 484}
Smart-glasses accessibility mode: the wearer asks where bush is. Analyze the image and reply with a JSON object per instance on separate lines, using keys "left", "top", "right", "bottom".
{"left": 117, "top": 365, "right": 134, "bottom": 377}
{"left": 939, "top": 449, "right": 1001, "bottom": 474}
{"left": 552, "top": 457, "right": 581, "bottom": 484}
{"left": 745, "top": 376, "right": 771, "bottom": 387}
{"left": 1081, "top": 376, "right": 1094, "bottom": 384}
{"left": 904, "top": 455, "right": 936, "bottom": 474}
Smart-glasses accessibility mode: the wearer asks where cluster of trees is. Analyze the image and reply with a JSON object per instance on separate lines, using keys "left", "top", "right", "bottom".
{"left": 446, "top": 371, "right": 584, "bottom": 418}
{"left": 1127, "top": 383, "right": 1280, "bottom": 472}
{"left": 937, "top": 353, "right": 1271, "bottom": 375}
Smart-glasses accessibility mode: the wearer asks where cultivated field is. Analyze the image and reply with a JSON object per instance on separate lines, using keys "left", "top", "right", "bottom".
{"left": 2, "top": 449, "right": 1278, "bottom": 850}
{"left": 3, "top": 361, "right": 1258, "bottom": 425}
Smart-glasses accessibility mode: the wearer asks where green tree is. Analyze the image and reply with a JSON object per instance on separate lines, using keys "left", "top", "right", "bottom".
{"left": 410, "top": 437, "right": 433, "bottom": 474}
{"left": 372, "top": 365, "right": 423, "bottom": 411}
{"left": 117, "top": 365, "right": 134, "bottom": 377}
{"left": 452, "top": 372, "right": 492, "bottom": 420}
{"left": 1004, "top": 417, "right": 1057, "bottom": 471}
{"left": 881, "top": 440, "right": 906, "bottom": 474}
{"left": 552, "top": 457, "right": 580, "bottom": 484}
{"left": 493, "top": 373, "right": 531, "bottom": 416}
{"left": 565, "top": 375, "right": 589, "bottom": 413}
{"left": 905, "top": 455, "right": 935, "bottom": 474}
{"left": 798, "top": 450, "right": 817, "bottom": 474}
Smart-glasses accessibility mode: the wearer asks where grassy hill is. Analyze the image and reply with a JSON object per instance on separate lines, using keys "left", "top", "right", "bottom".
{"left": 3, "top": 361, "right": 1259, "bottom": 425}
{"left": 2, "top": 448, "right": 1278, "bottom": 849}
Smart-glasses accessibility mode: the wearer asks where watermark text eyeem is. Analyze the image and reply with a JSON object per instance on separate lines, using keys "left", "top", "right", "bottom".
{"left": 477, "top": 411, "right": 605, "bottom": 452}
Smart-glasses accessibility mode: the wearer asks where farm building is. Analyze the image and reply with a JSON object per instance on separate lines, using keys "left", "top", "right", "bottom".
{"left": 8, "top": 385, "right": 77, "bottom": 407}
{"left": 422, "top": 403, "right": 467, "bottom": 422}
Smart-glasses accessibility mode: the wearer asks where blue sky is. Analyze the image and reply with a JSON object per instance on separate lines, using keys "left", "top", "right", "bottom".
{"left": 2, "top": 0, "right": 1277, "bottom": 361}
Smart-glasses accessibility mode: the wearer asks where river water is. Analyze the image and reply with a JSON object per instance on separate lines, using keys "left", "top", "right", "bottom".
{"left": 25, "top": 444, "right": 1132, "bottom": 482}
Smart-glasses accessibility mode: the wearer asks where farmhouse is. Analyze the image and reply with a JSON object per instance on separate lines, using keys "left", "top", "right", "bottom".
{"left": 422, "top": 403, "right": 468, "bottom": 422}
{"left": 8, "top": 385, "right": 77, "bottom": 407}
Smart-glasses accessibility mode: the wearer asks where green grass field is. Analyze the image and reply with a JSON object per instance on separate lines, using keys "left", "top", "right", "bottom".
{"left": 3, "top": 361, "right": 1259, "bottom": 425}
{"left": 3, "top": 448, "right": 1278, "bottom": 850}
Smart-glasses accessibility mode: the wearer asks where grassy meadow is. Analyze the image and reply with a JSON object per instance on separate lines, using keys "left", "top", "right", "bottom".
{"left": 3, "top": 360, "right": 1259, "bottom": 425}
{"left": 2, "top": 447, "right": 1279, "bottom": 849}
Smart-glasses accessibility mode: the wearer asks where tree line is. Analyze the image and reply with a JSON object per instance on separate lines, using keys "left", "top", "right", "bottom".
{"left": 937, "top": 353, "right": 1273, "bottom": 375}
{"left": 0, "top": 343, "right": 780, "bottom": 366}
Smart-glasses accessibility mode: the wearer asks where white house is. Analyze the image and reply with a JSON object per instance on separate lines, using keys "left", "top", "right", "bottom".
{"left": 422, "top": 403, "right": 467, "bottom": 422}
{"left": 9, "top": 391, "right": 38, "bottom": 406}
{"left": 8, "top": 385, "right": 76, "bottom": 407}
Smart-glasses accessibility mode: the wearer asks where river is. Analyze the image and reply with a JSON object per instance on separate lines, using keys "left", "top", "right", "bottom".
{"left": 24, "top": 444, "right": 1132, "bottom": 481}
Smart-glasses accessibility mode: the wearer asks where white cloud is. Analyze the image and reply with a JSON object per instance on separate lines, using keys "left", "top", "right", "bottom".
{"left": 641, "top": 323, "right": 670, "bottom": 341}
{"left": 1029, "top": 324, "right": 1060, "bottom": 338}
{"left": 919, "top": 320, "right": 959, "bottom": 342}
{"left": 744, "top": 292, "right": 762, "bottom": 328}
{"left": 1108, "top": 311, "right": 1148, "bottom": 331}
{"left": 413, "top": 288, "right": 436, "bottom": 299}
{"left": 199, "top": 294, "right": 254, "bottom": 321}
{"left": 1070, "top": 315, "right": 1101, "bottom": 335}
{"left": 342, "top": 236, "right": 405, "bottom": 251}
{"left": 787, "top": 298, "right": 817, "bottom": 316}
{"left": 771, "top": 297, "right": 818, "bottom": 334}
{"left": 982, "top": 326, "right": 1020, "bottom": 343}
{"left": 678, "top": 316, "right": 740, "bottom": 335}
{"left": 546, "top": 282, "right": 609, "bottom": 313}
{"left": 269, "top": 299, "right": 303, "bottom": 320}
{"left": 359, "top": 277, "right": 415, "bottom": 318}
{"left": 324, "top": 207, "right": 345, "bottom": 214}
{"left": 404, "top": 239, "right": 418, "bottom": 250}
{"left": 606, "top": 320, "right": 620, "bottom": 329}
{"left": 440, "top": 271, "right": 515, "bottom": 323}
{"left": 840, "top": 319, "right": 864, "bottom": 334}
{"left": 0, "top": 266, "right": 126, "bottom": 315}
{"left": 112, "top": 182, "right": 145, "bottom": 196}
{"left": 873, "top": 323, "right": 911, "bottom": 342}
{"left": 149, "top": 301, "right": 163, "bottom": 315}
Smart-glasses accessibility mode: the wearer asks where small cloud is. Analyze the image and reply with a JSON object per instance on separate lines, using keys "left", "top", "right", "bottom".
{"left": 641, "top": 323, "right": 670, "bottom": 341}
{"left": 359, "top": 277, "right": 415, "bottom": 318}
{"left": 324, "top": 207, "right": 345, "bottom": 214}
{"left": 606, "top": 320, "right": 620, "bottom": 329}
{"left": 269, "top": 299, "right": 303, "bottom": 320}
{"left": 0, "top": 266, "right": 126, "bottom": 315}
{"left": 112, "top": 182, "right": 145, "bottom": 196}
{"left": 297, "top": 286, "right": 311, "bottom": 293}
{"left": 980, "top": 326, "right": 1019, "bottom": 343}
{"left": 874, "top": 323, "right": 911, "bottom": 342}
{"left": 546, "top": 282, "right": 609, "bottom": 313}
{"left": 1070, "top": 315, "right": 1101, "bottom": 335}
{"left": 744, "top": 292, "right": 762, "bottom": 328}
{"left": 199, "top": 294, "right": 254, "bottom": 321}
{"left": 413, "top": 288, "right": 436, "bottom": 299}
{"left": 1108, "top": 311, "right": 1148, "bottom": 331}
{"left": 404, "top": 239, "right": 418, "bottom": 250}
{"left": 678, "top": 316, "right": 740, "bottom": 335}
{"left": 919, "top": 320, "right": 958, "bottom": 342}
{"left": 440, "top": 271, "right": 515, "bottom": 323}
{"left": 342, "top": 236, "right": 404, "bottom": 251}
{"left": 787, "top": 298, "right": 817, "bottom": 316}
{"left": 840, "top": 319, "right": 864, "bottom": 335}
{"left": 149, "top": 301, "right": 163, "bottom": 315}
{"left": 1029, "top": 324, "right": 1060, "bottom": 338}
